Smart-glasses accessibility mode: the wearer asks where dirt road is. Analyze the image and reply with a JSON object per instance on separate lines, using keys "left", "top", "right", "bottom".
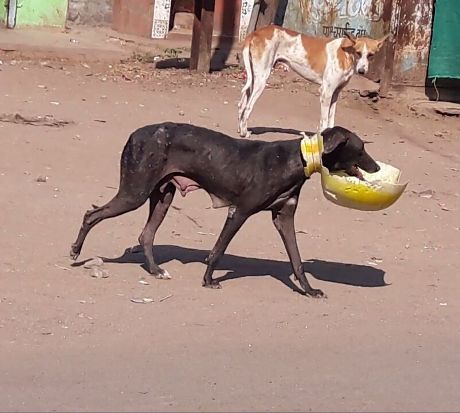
{"left": 1, "top": 54, "right": 459, "bottom": 412}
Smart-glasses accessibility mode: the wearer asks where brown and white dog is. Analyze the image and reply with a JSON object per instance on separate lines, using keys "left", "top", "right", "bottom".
{"left": 238, "top": 25, "right": 389, "bottom": 137}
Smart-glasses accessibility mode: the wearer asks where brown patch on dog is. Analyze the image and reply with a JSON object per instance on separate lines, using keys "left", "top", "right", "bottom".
{"left": 338, "top": 38, "right": 355, "bottom": 71}
{"left": 280, "top": 26, "right": 300, "bottom": 38}
{"left": 301, "top": 36, "right": 329, "bottom": 75}
{"left": 277, "top": 26, "right": 329, "bottom": 75}
{"left": 245, "top": 25, "right": 330, "bottom": 75}
{"left": 244, "top": 25, "right": 277, "bottom": 60}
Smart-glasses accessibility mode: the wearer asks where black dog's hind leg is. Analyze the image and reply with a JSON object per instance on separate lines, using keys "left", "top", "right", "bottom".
{"left": 202, "top": 208, "right": 249, "bottom": 289}
{"left": 70, "top": 192, "right": 150, "bottom": 260}
{"left": 138, "top": 184, "right": 176, "bottom": 279}
{"left": 272, "top": 198, "right": 325, "bottom": 298}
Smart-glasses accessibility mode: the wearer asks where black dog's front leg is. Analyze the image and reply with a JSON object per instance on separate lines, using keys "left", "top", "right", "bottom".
{"left": 202, "top": 207, "right": 248, "bottom": 289}
{"left": 272, "top": 199, "right": 325, "bottom": 298}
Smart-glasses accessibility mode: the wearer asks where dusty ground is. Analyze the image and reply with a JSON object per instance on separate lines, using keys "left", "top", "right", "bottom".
{"left": 1, "top": 36, "right": 460, "bottom": 412}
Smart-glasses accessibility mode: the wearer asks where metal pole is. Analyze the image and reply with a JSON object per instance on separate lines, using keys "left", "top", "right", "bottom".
{"left": 7, "top": 0, "right": 17, "bottom": 29}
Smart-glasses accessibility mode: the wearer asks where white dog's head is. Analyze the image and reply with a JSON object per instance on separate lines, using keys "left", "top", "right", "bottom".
{"left": 342, "top": 32, "right": 390, "bottom": 75}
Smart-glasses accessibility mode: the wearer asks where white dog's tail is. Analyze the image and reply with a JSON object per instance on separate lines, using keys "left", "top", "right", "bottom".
{"left": 241, "top": 40, "right": 254, "bottom": 96}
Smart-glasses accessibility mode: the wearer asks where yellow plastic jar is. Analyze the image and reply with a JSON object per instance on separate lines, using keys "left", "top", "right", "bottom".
{"left": 320, "top": 161, "right": 408, "bottom": 211}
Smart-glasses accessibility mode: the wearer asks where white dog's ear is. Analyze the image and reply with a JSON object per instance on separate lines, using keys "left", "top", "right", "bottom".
{"left": 376, "top": 33, "right": 390, "bottom": 49}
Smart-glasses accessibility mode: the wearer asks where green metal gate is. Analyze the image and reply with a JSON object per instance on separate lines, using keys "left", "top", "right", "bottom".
{"left": 428, "top": 0, "right": 460, "bottom": 79}
{"left": 1, "top": 0, "right": 68, "bottom": 28}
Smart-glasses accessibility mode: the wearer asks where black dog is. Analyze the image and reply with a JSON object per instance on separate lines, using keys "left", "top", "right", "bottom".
{"left": 71, "top": 123, "right": 378, "bottom": 297}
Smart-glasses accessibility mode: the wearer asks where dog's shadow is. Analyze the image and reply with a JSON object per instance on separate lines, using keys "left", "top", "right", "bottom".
{"left": 78, "top": 245, "right": 387, "bottom": 293}
{"left": 154, "top": 58, "right": 239, "bottom": 72}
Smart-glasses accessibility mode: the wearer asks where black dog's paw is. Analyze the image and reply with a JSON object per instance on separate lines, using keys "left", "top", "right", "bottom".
{"left": 305, "top": 288, "right": 327, "bottom": 299}
{"left": 70, "top": 244, "right": 80, "bottom": 261}
{"left": 202, "top": 280, "right": 222, "bottom": 289}
{"left": 145, "top": 262, "right": 172, "bottom": 279}
{"left": 153, "top": 268, "right": 172, "bottom": 280}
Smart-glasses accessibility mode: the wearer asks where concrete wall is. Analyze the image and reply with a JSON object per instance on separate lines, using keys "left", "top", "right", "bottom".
{"left": 67, "top": 0, "right": 113, "bottom": 25}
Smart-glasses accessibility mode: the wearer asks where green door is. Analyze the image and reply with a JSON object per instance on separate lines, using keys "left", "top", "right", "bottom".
{"left": 428, "top": 0, "right": 460, "bottom": 79}
{"left": 0, "top": 0, "right": 68, "bottom": 28}
{"left": 0, "top": 3, "right": 5, "bottom": 26}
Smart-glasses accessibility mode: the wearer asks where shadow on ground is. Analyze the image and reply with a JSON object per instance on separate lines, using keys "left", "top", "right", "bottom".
{"left": 72, "top": 244, "right": 388, "bottom": 294}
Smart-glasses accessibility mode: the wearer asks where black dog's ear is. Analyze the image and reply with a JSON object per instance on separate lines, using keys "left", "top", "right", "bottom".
{"left": 322, "top": 128, "right": 348, "bottom": 154}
